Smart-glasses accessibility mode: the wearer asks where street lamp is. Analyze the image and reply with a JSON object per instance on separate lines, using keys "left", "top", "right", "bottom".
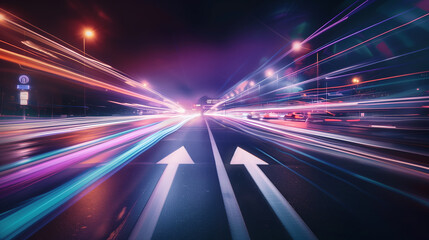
{"left": 352, "top": 77, "right": 362, "bottom": 116}
{"left": 141, "top": 80, "right": 149, "bottom": 88}
{"left": 82, "top": 28, "right": 95, "bottom": 116}
{"left": 292, "top": 41, "right": 302, "bottom": 52}
{"left": 264, "top": 68, "right": 275, "bottom": 78}
{"left": 83, "top": 28, "right": 95, "bottom": 58}
{"left": 84, "top": 29, "right": 94, "bottom": 39}
{"left": 265, "top": 68, "right": 280, "bottom": 90}
{"left": 292, "top": 41, "right": 320, "bottom": 105}
{"left": 352, "top": 77, "right": 360, "bottom": 95}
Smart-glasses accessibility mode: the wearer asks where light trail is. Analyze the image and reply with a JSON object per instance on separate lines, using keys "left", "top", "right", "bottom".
{"left": 213, "top": 96, "right": 429, "bottom": 120}
{"left": 108, "top": 101, "right": 172, "bottom": 111}
{"left": 212, "top": 9, "right": 429, "bottom": 113}
{"left": 215, "top": 115, "right": 429, "bottom": 171}
{"left": 0, "top": 115, "right": 174, "bottom": 144}
{"left": 0, "top": 118, "right": 183, "bottom": 192}
{"left": 0, "top": 121, "right": 161, "bottom": 172}
{"left": 0, "top": 10, "right": 185, "bottom": 113}
{"left": 0, "top": 115, "right": 196, "bottom": 240}
{"left": 221, "top": 68, "right": 429, "bottom": 107}
{"left": 221, "top": 0, "right": 374, "bottom": 97}
{"left": 0, "top": 47, "right": 180, "bottom": 110}
{"left": 207, "top": 115, "right": 429, "bottom": 207}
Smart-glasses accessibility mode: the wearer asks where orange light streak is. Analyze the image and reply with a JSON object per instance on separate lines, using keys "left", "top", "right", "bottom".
{"left": 0, "top": 48, "right": 178, "bottom": 110}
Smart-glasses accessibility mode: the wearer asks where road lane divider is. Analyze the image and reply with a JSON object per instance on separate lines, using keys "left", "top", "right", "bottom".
{"left": 205, "top": 120, "right": 250, "bottom": 240}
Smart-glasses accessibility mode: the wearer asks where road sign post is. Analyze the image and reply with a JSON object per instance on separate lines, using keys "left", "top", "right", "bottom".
{"left": 18, "top": 75, "right": 30, "bottom": 120}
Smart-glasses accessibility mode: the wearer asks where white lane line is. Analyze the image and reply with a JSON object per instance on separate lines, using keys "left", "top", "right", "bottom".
{"left": 205, "top": 119, "right": 250, "bottom": 240}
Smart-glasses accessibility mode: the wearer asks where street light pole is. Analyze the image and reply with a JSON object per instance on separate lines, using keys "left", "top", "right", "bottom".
{"left": 316, "top": 52, "right": 319, "bottom": 105}
{"left": 291, "top": 41, "right": 321, "bottom": 110}
{"left": 83, "top": 36, "right": 86, "bottom": 117}
{"left": 0, "top": 87, "right": 3, "bottom": 116}
{"left": 352, "top": 77, "right": 361, "bottom": 117}
{"left": 82, "top": 28, "right": 94, "bottom": 117}
{"left": 325, "top": 80, "right": 328, "bottom": 112}
{"left": 276, "top": 73, "right": 279, "bottom": 89}
{"left": 51, "top": 95, "right": 53, "bottom": 119}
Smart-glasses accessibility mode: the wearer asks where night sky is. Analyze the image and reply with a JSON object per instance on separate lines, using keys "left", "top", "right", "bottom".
{"left": 1, "top": 0, "right": 358, "bottom": 106}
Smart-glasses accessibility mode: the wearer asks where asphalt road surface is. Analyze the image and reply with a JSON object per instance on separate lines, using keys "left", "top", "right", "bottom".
{"left": 0, "top": 115, "right": 428, "bottom": 240}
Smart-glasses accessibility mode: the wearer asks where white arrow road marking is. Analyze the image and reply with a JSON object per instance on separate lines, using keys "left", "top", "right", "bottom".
{"left": 129, "top": 146, "right": 194, "bottom": 240}
{"left": 205, "top": 120, "right": 250, "bottom": 240}
{"left": 231, "top": 147, "right": 317, "bottom": 240}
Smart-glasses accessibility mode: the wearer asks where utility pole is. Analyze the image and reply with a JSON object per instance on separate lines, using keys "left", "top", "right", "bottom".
{"left": 83, "top": 37, "right": 87, "bottom": 117}
{"left": 316, "top": 52, "right": 319, "bottom": 106}
{"left": 0, "top": 87, "right": 3, "bottom": 116}
{"left": 51, "top": 95, "right": 54, "bottom": 119}
{"left": 325, "top": 81, "right": 328, "bottom": 112}
{"left": 82, "top": 28, "right": 94, "bottom": 117}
